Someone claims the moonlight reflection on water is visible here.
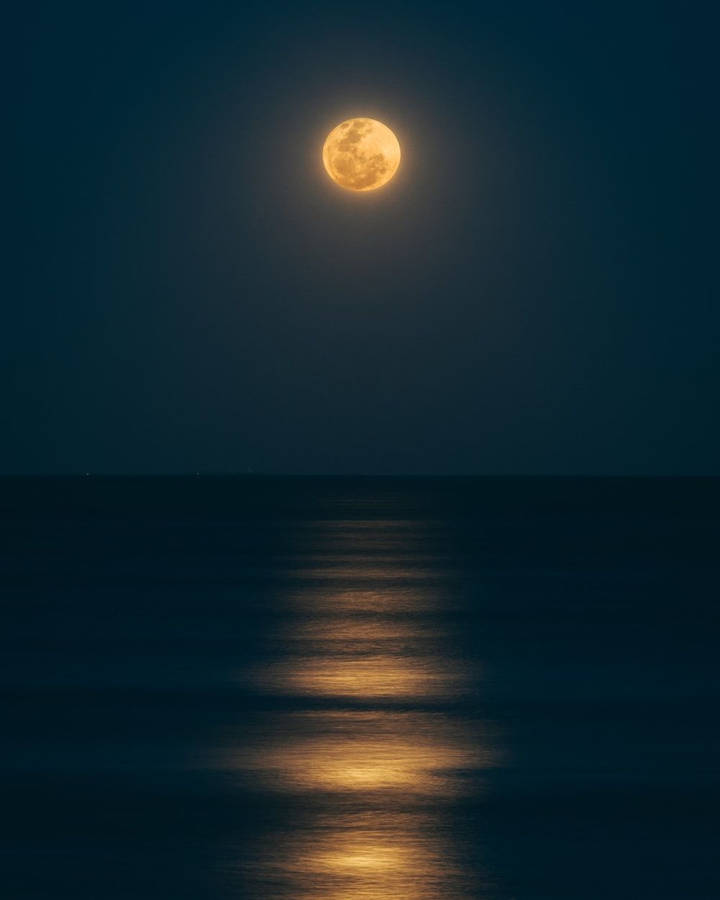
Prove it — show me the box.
[219,518,495,897]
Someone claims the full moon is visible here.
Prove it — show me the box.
[322,118,401,192]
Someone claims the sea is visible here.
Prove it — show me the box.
[2,476,719,898]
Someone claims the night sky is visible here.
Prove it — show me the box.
[10,2,717,474]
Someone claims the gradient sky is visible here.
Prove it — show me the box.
[9,1,717,474]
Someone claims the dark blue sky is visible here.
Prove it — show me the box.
[9,2,718,474]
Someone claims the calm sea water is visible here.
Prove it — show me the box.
[2,477,719,898]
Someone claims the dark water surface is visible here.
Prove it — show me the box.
[2,477,719,898]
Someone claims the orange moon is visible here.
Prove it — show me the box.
[322,118,401,192]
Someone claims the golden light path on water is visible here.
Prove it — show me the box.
[246,812,468,900]
[259,654,463,700]
[240,710,493,795]
[219,519,496,897]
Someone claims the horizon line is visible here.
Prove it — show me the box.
[1,473,718,480]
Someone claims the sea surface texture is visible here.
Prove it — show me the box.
[2,477,719,898]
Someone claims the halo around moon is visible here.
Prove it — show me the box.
[322,118,401,192]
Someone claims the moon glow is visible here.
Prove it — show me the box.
[322,118,401,192]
